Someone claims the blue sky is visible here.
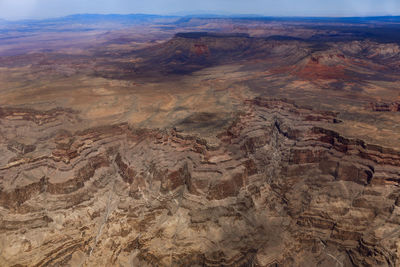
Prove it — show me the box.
[0,0,399,20]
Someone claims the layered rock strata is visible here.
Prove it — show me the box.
[0,98,399,266]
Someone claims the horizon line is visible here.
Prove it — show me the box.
[2,13,400,22]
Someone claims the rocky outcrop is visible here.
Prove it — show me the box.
[369,102,400,112]
[0,98,399,266]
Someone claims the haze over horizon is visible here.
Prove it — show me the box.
[0,0,399,20]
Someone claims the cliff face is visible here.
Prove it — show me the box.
[0,98,399,266]
[97,33,309,77]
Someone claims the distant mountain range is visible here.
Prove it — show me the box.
[1,14,400,43]
[1,13,400,24]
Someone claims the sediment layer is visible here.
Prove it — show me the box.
[0,98,399,266]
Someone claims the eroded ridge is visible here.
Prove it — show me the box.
[0,98,399,266]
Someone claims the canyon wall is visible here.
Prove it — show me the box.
[0,98,399,266]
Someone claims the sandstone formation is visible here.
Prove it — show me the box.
[0,98,399,266]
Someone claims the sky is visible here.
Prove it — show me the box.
[0,0,399,20]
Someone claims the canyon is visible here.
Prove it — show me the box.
[0,15,400,266]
